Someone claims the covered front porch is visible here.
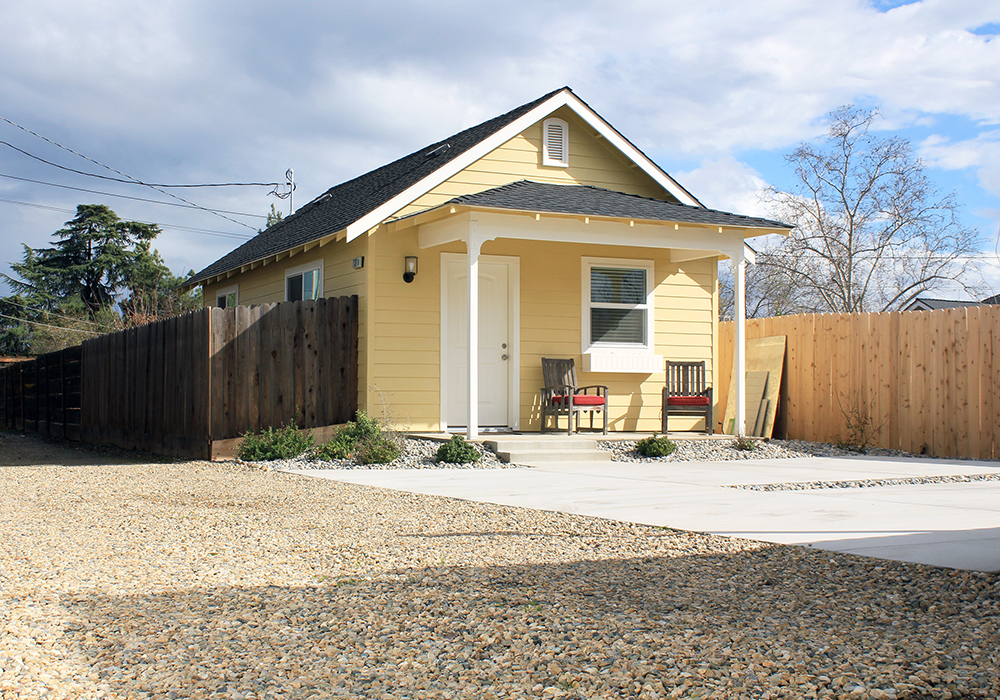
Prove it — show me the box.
[377,181,789,438]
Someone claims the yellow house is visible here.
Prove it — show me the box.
[184,88,790,437]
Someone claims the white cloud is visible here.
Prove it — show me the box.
[920,130,1000,196]
[672,156,770,217]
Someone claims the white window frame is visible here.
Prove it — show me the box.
[216,284,238,309]
[581,257,655,355]
[284,259,324,302]
[542,117,569,167]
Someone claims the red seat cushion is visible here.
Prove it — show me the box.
[667,395,710,406]
[552,394,606,406]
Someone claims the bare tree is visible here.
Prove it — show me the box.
[758,106,982,313]
[718,248,808,321]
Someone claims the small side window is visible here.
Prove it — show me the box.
[542,117,569,167]
[216,286,238,308]
[285,263,322,302]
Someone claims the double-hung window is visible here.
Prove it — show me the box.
[582,257,658,372]
[285,261,323,302]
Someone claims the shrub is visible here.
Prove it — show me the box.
[732,435,759,452]
[435,435,481,464]
[354,434,402,465]
[237,421,314,461]
[635,435,676,458]
[314,410,400,463]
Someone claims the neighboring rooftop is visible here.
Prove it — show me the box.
[440,180,793,230]
[906,295,1000,311]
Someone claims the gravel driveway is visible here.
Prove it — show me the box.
[1,432,998,699]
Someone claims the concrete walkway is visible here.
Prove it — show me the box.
[287,454,1000,572]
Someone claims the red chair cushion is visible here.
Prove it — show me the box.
[667,395,710,406]
[552,394,606,406]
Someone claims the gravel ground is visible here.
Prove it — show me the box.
[251,438,520,472]
[2,432,999,699]
[599,438,940,464]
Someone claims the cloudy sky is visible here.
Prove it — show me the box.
[2,0,999,298]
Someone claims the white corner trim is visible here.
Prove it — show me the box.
[345,90,700,242]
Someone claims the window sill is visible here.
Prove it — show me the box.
[582,352,662,374]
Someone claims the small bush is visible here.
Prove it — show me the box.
[435,435,481,464]
[635,435,676,458]
[237,421,314,461]
[315,410,400,463]
[313,433,354,461]
[732,435,759,452]
[354,434,402,465]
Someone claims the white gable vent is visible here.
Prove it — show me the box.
[542,117,569,167]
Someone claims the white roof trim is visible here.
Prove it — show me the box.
[345,89,701,241]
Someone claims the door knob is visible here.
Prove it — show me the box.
[501,354,508,361]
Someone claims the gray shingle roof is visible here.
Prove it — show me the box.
[187,88,569,286]
[445,180,792,230]
[908,296,1000,311]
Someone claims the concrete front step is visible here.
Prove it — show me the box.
[483,437,611,465]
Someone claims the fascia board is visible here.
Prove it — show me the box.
[345,89,701,241]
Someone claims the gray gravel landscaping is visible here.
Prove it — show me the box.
[2,433,999,699]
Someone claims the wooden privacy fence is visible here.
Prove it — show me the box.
[718,305,1000,460]
[0,296,359,459]
[0,346,82,440]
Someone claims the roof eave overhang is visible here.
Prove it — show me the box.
[179,227,348,292]
[392,202,792,238]
[411,206,788,259]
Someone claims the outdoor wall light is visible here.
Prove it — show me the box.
[403,255,418,283]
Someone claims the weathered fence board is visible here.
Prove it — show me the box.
[719,305,1000,460]
[1,296,358,460]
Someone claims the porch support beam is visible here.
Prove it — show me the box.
[733,246,747,437]
[466,221,483,441]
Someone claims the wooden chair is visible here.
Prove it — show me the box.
[662,360,713,434]
[540,358,608,435]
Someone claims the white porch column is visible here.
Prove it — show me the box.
[466,227,482,441]
[733,247,747,437]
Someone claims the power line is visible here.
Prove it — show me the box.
[1,140,285,189]
[2,298,101,327]
[0,197,254,241]
[0,115,261,230]
[0,311,98,335]
[0,173,266,218]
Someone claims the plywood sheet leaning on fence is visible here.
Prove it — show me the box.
[722,335,786,438]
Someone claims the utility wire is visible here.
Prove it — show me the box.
[0,197,253,240]
[0,173,266,219]
[0,115,261,230]
[2,298,102,327]
[1,140,284,189]
[0,311,98,335]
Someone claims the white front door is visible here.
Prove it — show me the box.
[444,257,510,427]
